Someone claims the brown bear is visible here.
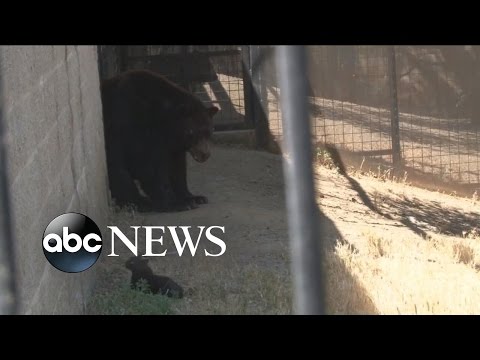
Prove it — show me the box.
[100,69,219,212]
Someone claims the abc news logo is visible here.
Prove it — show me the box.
[42,213,226,273]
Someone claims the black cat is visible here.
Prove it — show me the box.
[125,257,184,299]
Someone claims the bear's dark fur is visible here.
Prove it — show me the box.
[100,69,219,212]
[125,257,184,299]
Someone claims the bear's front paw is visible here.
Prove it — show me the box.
[191,195,208,204]
[170,199,198,212]
[135,198,155,213]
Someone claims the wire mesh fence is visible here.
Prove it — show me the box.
[96,45,480,194]
[256,46,480,194]
[113,45,250,131]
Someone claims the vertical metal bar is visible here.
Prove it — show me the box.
[96,46,104,80]
[0,47,18,315]
[388,46,402,171]
[250,46,270,149]
[241,46,255,129]
[118,45,129,73]
[276,46,324,315]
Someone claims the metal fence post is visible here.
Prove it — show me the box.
[276,45,324,315]
[117,45,128,73]
[250,46,270,149]
[0,47,18,315]
[388,46,402,171]
[241,46,255,129]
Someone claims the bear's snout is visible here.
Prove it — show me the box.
[190,151,210,163]
[189,139,211,163]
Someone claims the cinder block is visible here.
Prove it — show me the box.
[31,45,56,80]
[56,107,74,158]
[41,75,60,131]
[9,152,50,231]
[58,158,77,206]
[2,45,109,314]
[51,62,71,116]
[35,123,63,187]
[67,191,81,213]
[1,47,37,106]
[51,271,95,315]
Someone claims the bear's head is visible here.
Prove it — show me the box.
[125,256,151,272]
[182,104,219,163]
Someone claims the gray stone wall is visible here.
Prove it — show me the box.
[1,45,109,314]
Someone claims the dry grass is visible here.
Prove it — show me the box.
[87,143,480,315]
[175,259,292,315]
[87,276,175,315]
[90,248,292,315]
[320,213,480,314]
[199,57,480,314]
[87,203,293,315]
[312,152,480,314]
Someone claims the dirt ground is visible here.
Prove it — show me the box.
[90,144,480,315]
[92,145,292,314]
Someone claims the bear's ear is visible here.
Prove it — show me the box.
[207,106,219,117]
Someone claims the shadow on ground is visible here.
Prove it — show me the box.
[377,195,478,237]
[89,146,379,314]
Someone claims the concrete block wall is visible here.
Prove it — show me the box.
[0,46,109,314]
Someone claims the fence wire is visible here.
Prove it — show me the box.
[97,45,480,194]
[258,46,480,194]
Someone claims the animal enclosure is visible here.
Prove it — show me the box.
[98,45,480,196]
[98,45,252,131]
[1,45,479,315]
[260,46,480,195]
